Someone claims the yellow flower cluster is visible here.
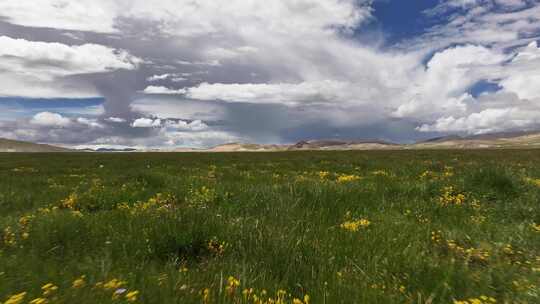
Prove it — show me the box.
[318,171,330,179]
[420,166,454,180]
[125,291,139,302]
[18,214,34,229]
[430,230,444,243]
[26,283,58,304]
[8,216,28,244]
[512,278,536,292]
[72,275,86,289]
[470,199,482,210]
[531,223,540,232]
[431,231,490,264]
[186,186,217,205]
[502,244,516,256]
[60,193,78,210]
[207,238,227,256]
[453,295,496,304]
[29,297,47,304]
[439,186,466,206]
[443,166,454,177]
[524,177,540,187]
[203,276,310,304]
[118,193,175,214]
[470,215,486,224]
[41,283,58,297]
[2,226,16,247]
[340,218,371,232]
[202,288,211,303]
[98,278,127,290]
[2,208,83,247]
[337,174,361,183]
[37,206,59,214]
[2,280,74,304]
[225,276,240,296]
[94,278,140,302]
[3,292,26,304]
[419,170,436,179]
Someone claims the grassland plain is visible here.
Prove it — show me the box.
[0,151,539,304]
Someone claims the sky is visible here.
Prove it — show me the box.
[0,0,539,149]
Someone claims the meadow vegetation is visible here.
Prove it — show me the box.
[0,151,539,304]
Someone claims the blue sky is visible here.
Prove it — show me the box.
[0,0,539,148]
[0,97,104,119]
[366,0,441,45]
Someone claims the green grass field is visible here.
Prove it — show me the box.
[0,151,539,304]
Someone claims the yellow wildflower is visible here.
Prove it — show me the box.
[439,186,466,206]
[443,166,454,177]
[41,283,58,297]
[525,177,540,187]
[102,278,126,290]
[242,288,254,300]
[502,244,514,255]
[470,215,486,224]
[202,288,211,304]
[125,290,139,302]
[3,226,16,246]
[207,238,227,255]
[225,276,240,296]
[318,171,330,179]
[29,298,47,304]
[18,215,34,228]
[116,202,130,210]
[340,218,371,232]
[72,275,86,289]
[454,296,496,304]
[419,170,435,179]
[3,292,27,304]
[337,174,361,183]
[60,193,78,210]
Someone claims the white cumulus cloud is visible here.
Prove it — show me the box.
[0,36,141,98]
[165,120,208,131]
[132,118,162,128]
[143,86,187,95]
[0,0,372,36]
[0,36,141,79]
[30,112,72,128]
[186,81,352,106]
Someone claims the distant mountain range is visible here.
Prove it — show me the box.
[172,132,540,151]
[2,131,540,152]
